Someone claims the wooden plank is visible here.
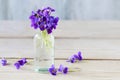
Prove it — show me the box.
[0,39,120,59]
[0,21,120,38]
[55,20,120,38]
[0,59,120,80]
[0,21,35,38]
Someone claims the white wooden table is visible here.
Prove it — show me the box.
[0,21,120,80]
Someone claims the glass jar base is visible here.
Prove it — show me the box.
[35,68,48,73]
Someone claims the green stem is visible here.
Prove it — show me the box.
[41,30,52,49]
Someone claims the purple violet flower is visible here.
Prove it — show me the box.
[58,64,68,74]
[29,7,59,34]
[67,51,83,63]
[14,62,20,69]
[58,64,64,72]
[48,64,57,76]
[18,58,27,66]
[77,51,82,61]
[73,51,82,61]
[1,58,7,66]
[67,55,76,63]
[63,67,68,74]
[14,58,27,69]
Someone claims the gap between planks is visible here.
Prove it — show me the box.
[0,57,120,61]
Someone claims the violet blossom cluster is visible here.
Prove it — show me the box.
[29,7,59,34]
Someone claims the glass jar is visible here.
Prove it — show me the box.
[34,31,54,73]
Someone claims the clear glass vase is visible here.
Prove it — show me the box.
[34,31,54,73]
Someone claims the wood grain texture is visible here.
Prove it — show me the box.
[0,38,120,59]
[0,59,120,80]
[0,21,120,38]
[0,21,120,80]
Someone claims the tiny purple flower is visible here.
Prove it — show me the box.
[58,64,68,74]
[14,62,20,69]
[73,54,79,60]
[58,64,64,72]
[1,58,7,66]
[67,51,83,63]
[18,58,27,66]
[67,55,76,63]
[47,28,52,34]
[54,17,59,24]
[14,58,27,69]
[48,64,57,76]
[18,60,24,66]
[77,51,82,61]
[63,67,68,74]
[73,52,82,61]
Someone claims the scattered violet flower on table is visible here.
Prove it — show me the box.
[58,64,68,74]
[67,51,83,63]
[48,64,57,76]
[14,62,21,69]
[74,51,82,61]
[63,67,68,74]
[48,64,68,76]
[1,58,7,66]
[58,64,63,72]
[18,58,27,66]
[14,58,27,69]
[67,55,76,63]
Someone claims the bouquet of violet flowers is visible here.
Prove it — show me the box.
[29,7,59,34]
[29,7,59,47]
[29,7,59,73]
